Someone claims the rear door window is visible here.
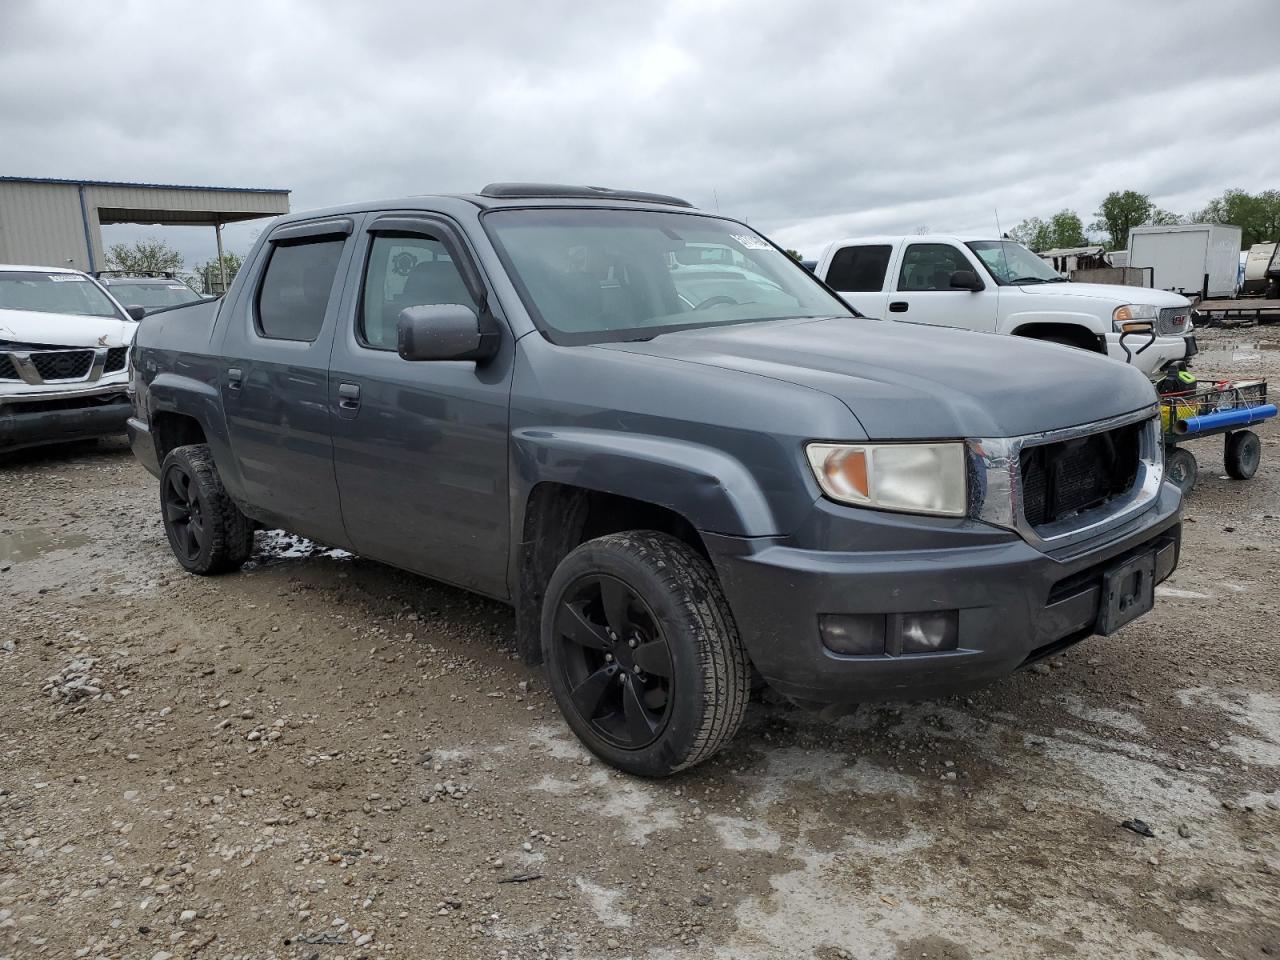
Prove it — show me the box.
[825,244,892,292]
[256,238,346,341]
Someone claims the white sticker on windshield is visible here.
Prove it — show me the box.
[167,285,187,290]
[50,274,87,282]
[730,234,773,251]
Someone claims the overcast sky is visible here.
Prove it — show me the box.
[3,0,1279,266]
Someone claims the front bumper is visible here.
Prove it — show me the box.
[1104,332,1194,375]
[0,390,131,452]
[707,482,1181,705]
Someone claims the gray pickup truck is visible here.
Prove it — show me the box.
[128,183,1181,776]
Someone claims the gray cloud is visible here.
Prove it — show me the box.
[3,0,1278,264]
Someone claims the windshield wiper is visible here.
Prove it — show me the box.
[1008,276,1060,285]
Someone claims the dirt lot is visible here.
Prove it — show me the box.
[2,326,1279,960]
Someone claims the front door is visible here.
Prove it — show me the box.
[889,241,999,332]
[328,214,514,598]
[219,216,357,546]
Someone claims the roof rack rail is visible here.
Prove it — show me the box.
[478,183,693,208]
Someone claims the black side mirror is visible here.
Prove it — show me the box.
[397,303,499,363]
[949,270,984,292]
[125,304,147,321]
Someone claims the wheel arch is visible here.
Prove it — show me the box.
[1009,321,1106,352]
[513,480,720,666]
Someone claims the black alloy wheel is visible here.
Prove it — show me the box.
[163,462,205,564]
[551,574,675,750]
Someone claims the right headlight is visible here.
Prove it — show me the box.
[805,442,968,517]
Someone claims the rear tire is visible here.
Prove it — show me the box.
[1225,430,1261,480]
[1165,446,1197,495]
[541,531,750,777]
[159,444,255,574]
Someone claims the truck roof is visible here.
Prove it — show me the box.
[263,184,706,229]
[0,263,85,274]
[825,235,997,247]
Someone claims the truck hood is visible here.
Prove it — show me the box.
[1014,282,1190,307]
[0,308,135,348]
[599,316,1156,439]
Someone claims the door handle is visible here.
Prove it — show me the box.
[889,301,909,313]
[337,382,361,411]
[227,367,242,390]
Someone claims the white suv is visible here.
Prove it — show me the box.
[0,264,140,453]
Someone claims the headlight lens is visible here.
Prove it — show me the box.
[805,442,967,517]
[1113,304,1158,331]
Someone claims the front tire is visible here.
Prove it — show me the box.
[159,444,255,574]
[541,531,750,777]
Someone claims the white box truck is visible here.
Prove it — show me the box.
[1127,223,1243,299]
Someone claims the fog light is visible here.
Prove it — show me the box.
[819,614,886,655]
[896,611,959,654]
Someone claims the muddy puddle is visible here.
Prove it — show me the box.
[0,526,90,566]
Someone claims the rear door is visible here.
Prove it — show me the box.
[328,213,514,599]
[821,243,893,317]
[888,241,998,331]
[219,216,358,545]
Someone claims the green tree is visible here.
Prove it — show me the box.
[1196,189,1280,248]
[193,252,244,293]
[1090,191,1154,250]
[784,248,804,261]
[104,238,183,275]
[1149,208,1185,226]
[1047,209,1087,248]
[1008,217,1052,252]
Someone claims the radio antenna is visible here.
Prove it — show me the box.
[994,207,1012,282]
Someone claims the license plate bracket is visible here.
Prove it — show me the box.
[1096,551,1156,635]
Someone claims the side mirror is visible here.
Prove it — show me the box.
[949,270,984,292]
[125,304,147,321]
[396,303,499,363]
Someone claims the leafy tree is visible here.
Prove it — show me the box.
[1196,189,1280,248]
[104,238,183,275]
[1149,208,1185,226]
[193,252,244,293]
[1008,217,1052,252]
[1048,209,1087,248]
[1090,191,1154,250]
[784,248,804,261]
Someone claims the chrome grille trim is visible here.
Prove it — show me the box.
[1156,305,1191,337]
[0,346,120,386]
[968,404,1164,551]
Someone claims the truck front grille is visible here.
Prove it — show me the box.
[1020,422,1143,529]
[104,347,128,373]
[30,349,95,381]
[1156,306,1191,337]
[0,356,17,380]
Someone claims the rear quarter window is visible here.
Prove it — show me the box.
[825,245,892,292]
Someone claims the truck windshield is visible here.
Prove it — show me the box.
[485,208,852,343]
[966,241,1065,285]
[0,271,124,319]
[106,281,203,309]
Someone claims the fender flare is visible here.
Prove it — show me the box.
[1001,309,1108,339]
[510,426,779,539]
[145,372,245,498]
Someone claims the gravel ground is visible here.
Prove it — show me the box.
[2,325,1279,960]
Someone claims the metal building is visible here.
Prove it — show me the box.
[0,176,290,275]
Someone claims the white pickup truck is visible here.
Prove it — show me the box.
[812,236,1197,378]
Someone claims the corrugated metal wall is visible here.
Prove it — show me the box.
[0,181,90,270]
[0,180,289,272]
